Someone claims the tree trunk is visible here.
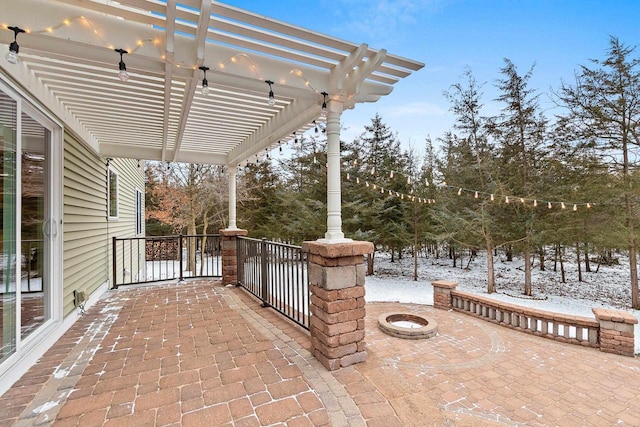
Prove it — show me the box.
[506,246,513,262]
[539,247,545,271]
[576,240,583,282]
[523,244,532,296]
[553,244,559,272]
[367,253,374,276]
[487,242,496,294]
[413,215,418,281]
[560,250,566,284]
[584,243,591,273]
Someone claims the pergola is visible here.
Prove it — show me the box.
[1,0,423,240]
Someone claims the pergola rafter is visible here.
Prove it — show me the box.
[0,0,423,167]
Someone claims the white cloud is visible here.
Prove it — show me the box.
[382,101,448,118]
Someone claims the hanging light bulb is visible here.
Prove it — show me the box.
[371,166,375,175]
[573,204,577,211]
[533,199,538,207]
[474,191,479,199]
[320,91,328,117]
[114,48,129,82]
[5,26,25,65]
[366,181,369,187]
[346,173,350,180]
[520,197,525,204]
[561,202,566,209]
[505,196,510,204]
[390,171,394,178]
[265,80,275,105]
[199,66,210,96]
[548,202,552,209]
[490,194,495,201]
[587,203,592,209]
[457,188,462,196]
[356,177,360,184]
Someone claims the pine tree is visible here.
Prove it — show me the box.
[491,59,548,296]
[556,37,640,307]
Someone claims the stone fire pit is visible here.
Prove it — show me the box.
[378,312,438,339]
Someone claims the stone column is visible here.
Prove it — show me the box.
[220,228,247,286]
[321,99,347,242]
[592,308,638,357]
[305,240,373,370]
[227,167,238,230]
[432,280,457,310]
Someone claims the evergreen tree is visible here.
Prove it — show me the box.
[556,37,640,307]
[491,59,549,296]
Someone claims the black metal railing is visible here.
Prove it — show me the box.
[112,234,222,287]
[237,237,309,329]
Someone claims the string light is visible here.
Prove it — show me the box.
[534,199,538,207]
[114,48,129,82]
[5,26,25,64]
[491,194,495,201]
[561,202,566,209]
[505,196,510,204]
[199,66,210,96]
[457,188,463,196]
[320,92,328,117]
[474,191,479,199]
[265,80,275,106]
[548,202,552,209]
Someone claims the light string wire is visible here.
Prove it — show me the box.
[2,17,322,91]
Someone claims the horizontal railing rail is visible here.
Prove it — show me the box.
[112,234,222,288]
[237,237,309,330]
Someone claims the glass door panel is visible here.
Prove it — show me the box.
[0,89,17,363]
[20,111,49,339]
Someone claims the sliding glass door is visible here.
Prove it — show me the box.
[1,89,17,363]
[0,82,56,364]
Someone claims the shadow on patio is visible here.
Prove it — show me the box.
[1,280,640,426]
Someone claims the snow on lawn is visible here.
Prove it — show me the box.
[365,250,640,354]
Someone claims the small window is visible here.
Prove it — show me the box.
[108,168,118,219]
[135,188,143,235]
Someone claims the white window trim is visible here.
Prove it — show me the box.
[107,166,119,220]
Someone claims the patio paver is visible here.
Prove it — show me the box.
[1,280,640,426]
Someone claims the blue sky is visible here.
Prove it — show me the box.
[224,0,640,153]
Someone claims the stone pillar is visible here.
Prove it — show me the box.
[227,167,238,230]
[322,98,346,242]
[432,280,457,310]
[592,308,638,357]
[305,240,373,370]
[220,228,247,286]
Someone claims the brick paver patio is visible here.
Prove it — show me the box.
[1,280,640,426]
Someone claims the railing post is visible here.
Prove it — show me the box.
[112,236,117,289]
[432,280,457,310]
[178,234,184,282]
[220,228,248,286]
[236,238,243,286]
[306,240,372,371]
[261,238,268,307]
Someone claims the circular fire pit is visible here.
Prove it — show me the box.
[378,312,438,339]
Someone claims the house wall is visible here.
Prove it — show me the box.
[62,132,144,316]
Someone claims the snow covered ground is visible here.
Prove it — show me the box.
[364,250,640,354]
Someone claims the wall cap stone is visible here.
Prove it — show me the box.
[302,240,374,258]
[432,280,458,289]
[219,228,248,237]
[592,308,638,325]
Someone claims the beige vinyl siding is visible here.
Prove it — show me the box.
[62,133,108,316]
[63,133,144,316]
[108,158,145,285]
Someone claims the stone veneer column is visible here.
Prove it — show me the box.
[220,228,248,286]
[432,280,458,310]
[304,240,373,371]
[592,308,638,357]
